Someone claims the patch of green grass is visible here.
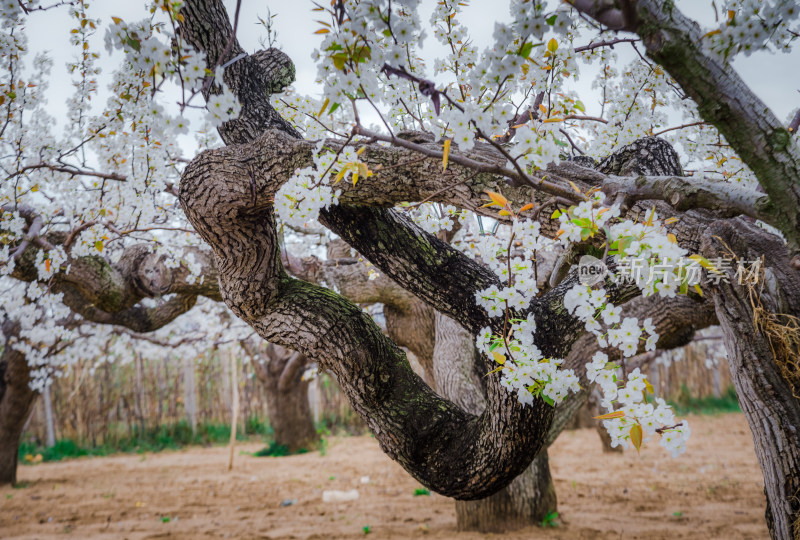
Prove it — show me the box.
[19,419,272,464]
[541,510,560,528]
[413,487,431,497]
[668,385,740,416]
[253,441,311,457]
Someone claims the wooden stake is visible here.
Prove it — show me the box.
[228,347,239,471]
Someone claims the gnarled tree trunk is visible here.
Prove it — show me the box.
[0,322,38,486]
[252,343,318,453]
[702,220,800,540]
[433,313,557,532]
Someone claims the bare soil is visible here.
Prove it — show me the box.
[0,413,767,539]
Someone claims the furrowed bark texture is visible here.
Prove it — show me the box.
[632,0,800,251]
[175,0,761,503]
[433,313,557,532]
[701,219,800,540]
[11,238,220,333]
[570,0,800,249]
[179,0,564,499]
[0,322,38,486]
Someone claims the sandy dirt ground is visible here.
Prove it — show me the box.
[1,413,767,539]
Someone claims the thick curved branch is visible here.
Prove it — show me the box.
[10,238,220,332]
[571,0,800,249]
[186,128,771,233]
[175,0,725,500]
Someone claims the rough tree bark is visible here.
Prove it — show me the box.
[567,3,800,538]
[176,0,750,502]
[250,343,318,453]
[433,313,557,532]
[0,322,38,486]
[701,219,800,540]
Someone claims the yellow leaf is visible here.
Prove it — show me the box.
[630,423,643,453]
[688,254,723,275]
[95,240,104,252]
[498,209,512,216]
[539,104,547,115]
[352,171,359,186]
[645,205,656,226]
[334,167,348,184]
[643,378,654,394]
[543,117,564,123]
[664,217,679,225]
[356,145,366,155]
[547,38,558,53]
[693,284,704,297]
[568,180,582,194]
[492,351,506,365]
[314,28,330,34]
[667,233,677,244]
[485,190,508,208]
[442,138,451,171]
[519,203,534,212]
[596,208,609,217]
[111,16,123,25]
[554,228,565,238]
[317,97,329,118]
[594,410,625,420]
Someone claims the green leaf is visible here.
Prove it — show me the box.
[126,37,141,52]
[519,41,534,58]
[545,14,557,25]
[575,100,585,112]
[551,209,562,219]
[95,240,104,252]
[332,53,348,70]
[328,102,340,115]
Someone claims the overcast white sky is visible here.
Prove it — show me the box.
[23,0,800,143]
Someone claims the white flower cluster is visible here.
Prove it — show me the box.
[557,193,620,244]
[104,11,240,130]
[705,0,799,59]
[564,284,659,357]
[0,0,20,24]
[606,209,702,298]
[473,221,554,316]
[587,353,691,457]
[472,213,580,406]
[476,317,580,406]
[205,68,242,128]
[275,141,350,228]
[410,203,466,235]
